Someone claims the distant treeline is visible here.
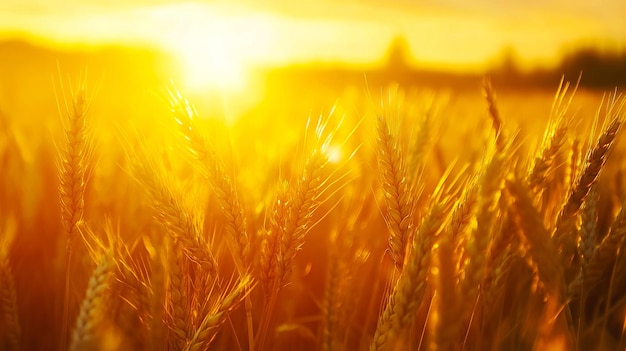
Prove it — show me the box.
[267,43,626,92]
[1,38,623,93]
[488,48,626,89]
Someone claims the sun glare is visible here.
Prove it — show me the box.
[324,144,343,164]
[175,35,247,92]
[156,6,277,94]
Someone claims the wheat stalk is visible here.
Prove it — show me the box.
[257,117,345,349]
[322,248,341,351]
[170,92,251,273]
[0,257,20,351]
[147,237,167,351]
[432,230,458,350]
[58,88,91,351]
[322,229,348,351]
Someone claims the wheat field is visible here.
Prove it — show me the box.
[1,76,626,351]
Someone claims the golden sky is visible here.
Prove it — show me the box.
[1,1,625,78]
[0,0,626,67]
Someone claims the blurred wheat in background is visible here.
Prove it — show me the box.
[1,1,626,351]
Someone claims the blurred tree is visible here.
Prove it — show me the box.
[498,46,521,76]
[559,48,626,87]
[385,36,413,71]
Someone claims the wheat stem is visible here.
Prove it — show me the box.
[59,89,90,351]
[0,257,20,351]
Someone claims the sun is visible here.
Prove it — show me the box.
[157,7,277,94]
[172,32,248,93]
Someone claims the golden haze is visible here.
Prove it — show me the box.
[0,1,626,351]
[1,1,625,92]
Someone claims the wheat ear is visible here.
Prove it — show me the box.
[276,149,322,286]
[167,241,191,350]
[506,179,566,298]
[528,117,569,193]
[170,93,255,349]
[70,254,113,351]
[376,115,414,269]
[132,152,219,277]
[257,118,340,349]
[184,275,252,351]
[370,201,448,351]
[407,109,433,186]
[259,180,289,296]
[114,252,154,349]
[569,195,626,296]
[59,89,89,247]
[554,117,621,266]
[484,77,507,151]
[462,143,508,306]
[569,139,582,190]
[481,207,516,320]
[433,179,478,349]
[529,78,577,193]
[170,93,250,273]
[579,185,598,271]
[276,124,336,288]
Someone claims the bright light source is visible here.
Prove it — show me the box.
[157,7,277,94]
[174,34,248,93]
[324,144,342,164]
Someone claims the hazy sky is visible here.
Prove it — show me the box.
[1,0,625,69]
